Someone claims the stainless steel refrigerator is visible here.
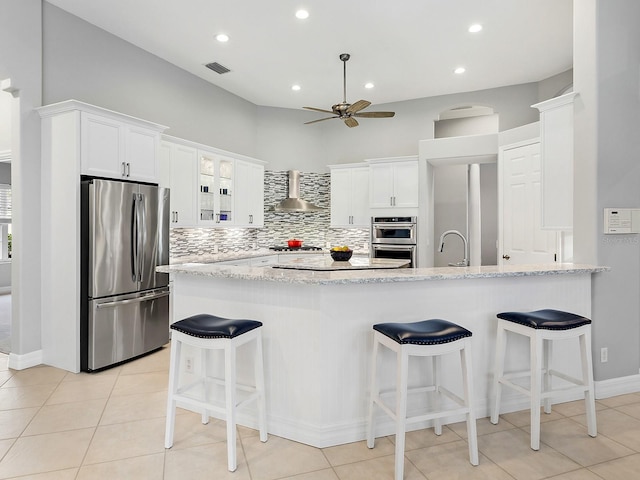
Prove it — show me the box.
[81,178,170,371]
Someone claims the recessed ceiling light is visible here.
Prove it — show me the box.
[364,82,375,89]
[454,67,466,74]
[295,9,309,19]
[291,84,301,91]
[216,33,229,43]
[468,24,483,33]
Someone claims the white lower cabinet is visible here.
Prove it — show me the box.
[330,164,370,227]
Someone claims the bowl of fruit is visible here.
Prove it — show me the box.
[330,246,353,262]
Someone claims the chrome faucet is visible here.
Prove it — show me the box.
[438,230,468,267]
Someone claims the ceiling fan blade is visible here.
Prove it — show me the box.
[344,117,359,128]
[346,100,371,114]
[304,116,338,125]
[303,106,335,114]
[352,111,396,118]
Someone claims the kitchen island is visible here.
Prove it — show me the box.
[159,261,607,448]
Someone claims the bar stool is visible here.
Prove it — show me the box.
[490,309,597,450]
[367,319,479,480]
[164,314,268,472]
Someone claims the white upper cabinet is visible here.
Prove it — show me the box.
[79,109,164,183]
[330,164,370,227]
[159,135,265,228]
[532,92,577,230]
[126,125,159,182]
[159,140,198,227]
[235,160,265,227]
[80,112,123,178]
[198,151,235,226]
[368,157,419,209]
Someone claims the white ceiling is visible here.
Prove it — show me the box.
[45,0,573,111]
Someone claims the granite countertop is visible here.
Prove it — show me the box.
[169,249,342,265]
[158,262,609,285]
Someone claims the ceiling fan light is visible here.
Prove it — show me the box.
[295,9,309,19]
[215,33,229,43]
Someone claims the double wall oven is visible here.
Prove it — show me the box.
[370,216,417,267]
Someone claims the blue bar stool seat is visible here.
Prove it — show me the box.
[367,319,479,480]
[164,314,268,472]
[490,309,597,450]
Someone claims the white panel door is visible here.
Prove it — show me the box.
[166,142,198,227]
[392,161,419,208]
[350,167,370,226]
[81,112,123,178]
[126,126,159,183]
[235,160,264,227]
[502,142,557,265]
[369,163,394,208]
[330,168,352,226]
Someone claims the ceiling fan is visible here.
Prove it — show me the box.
[303,53,395,128]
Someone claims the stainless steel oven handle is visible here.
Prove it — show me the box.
[372,244,416,250]
[96,291,170,309]
[372,223,416,228]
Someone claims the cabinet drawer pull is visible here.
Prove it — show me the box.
[121,162,126,176]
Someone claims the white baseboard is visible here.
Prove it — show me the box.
[8,349,43,370]
[595,374,640,399]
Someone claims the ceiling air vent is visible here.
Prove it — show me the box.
[205,62,231,74]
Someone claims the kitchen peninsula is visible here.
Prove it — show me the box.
[159,261,607,448]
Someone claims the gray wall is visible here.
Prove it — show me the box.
[574,0,640,381]
[42,3,258,158]
[434,114,499,138]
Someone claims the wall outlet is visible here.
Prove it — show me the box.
[600,347,608,363]
[185,356,194,373]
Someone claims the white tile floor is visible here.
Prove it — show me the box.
[1,347,640,479]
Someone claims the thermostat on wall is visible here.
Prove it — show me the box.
[604,208,640,233]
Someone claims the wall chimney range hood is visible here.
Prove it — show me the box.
[272,170,323,212]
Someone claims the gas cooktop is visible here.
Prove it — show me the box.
[269,245,323,252]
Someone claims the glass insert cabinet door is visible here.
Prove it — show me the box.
[199,153,234,225]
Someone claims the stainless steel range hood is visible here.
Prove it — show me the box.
[271,170,323,212]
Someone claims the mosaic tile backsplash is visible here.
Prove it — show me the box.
[170,170,370,258]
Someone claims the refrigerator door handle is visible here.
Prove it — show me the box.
[131,193,139,282]
[95,290,170,309]
[137,193,146,283]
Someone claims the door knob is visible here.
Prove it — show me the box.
[502,254,510,260]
